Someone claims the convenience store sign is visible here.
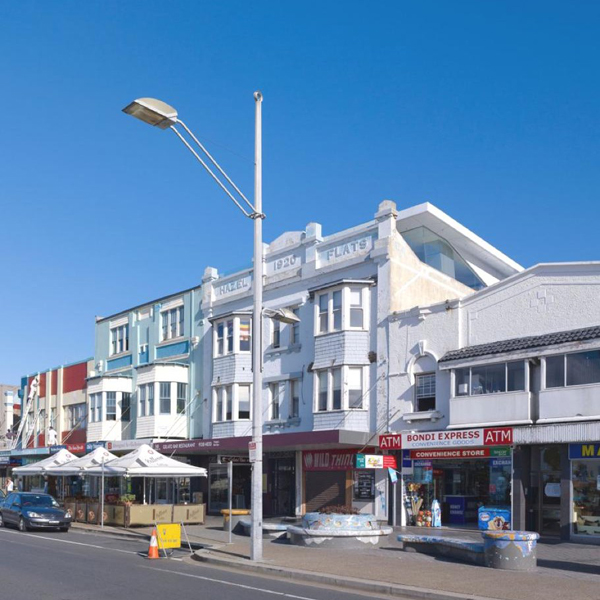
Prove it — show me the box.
[409,447,511,460]
[401,427,512,450]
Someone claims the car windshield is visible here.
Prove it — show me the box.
[20,495,58,507]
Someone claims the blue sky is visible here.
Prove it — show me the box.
[1,2,599,383]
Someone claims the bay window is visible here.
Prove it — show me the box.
[315,285,369,334]
[214,316,252,356]
[213,384,251,422]
[159,382,171,414]
[177,383,187,414]
[106,392,117,420]
[545,350,600,388]
[315,366,367,411]
[110,324,129,356]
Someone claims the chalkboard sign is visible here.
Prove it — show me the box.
[354,470,375,500]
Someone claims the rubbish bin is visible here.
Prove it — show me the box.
[482,530,539,571]
[478,506,511,531]
[221,509,250,533]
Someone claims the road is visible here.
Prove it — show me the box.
[0,527,386,600]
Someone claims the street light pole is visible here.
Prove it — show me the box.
[251,91,263,562]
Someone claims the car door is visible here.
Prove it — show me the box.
[2,493,16,525]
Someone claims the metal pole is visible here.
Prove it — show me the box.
[100,457,105,528]
[250,91,264,562]
[228,459,233,544]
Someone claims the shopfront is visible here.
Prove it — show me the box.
[382,427,514,529]
[570,443,600,539]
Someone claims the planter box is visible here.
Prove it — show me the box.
[64,502,76,520]
[75,502,88,523]
[173,504,205,525]
[125,504,171,527]
[87,502,101,524]
[104,504,126,526]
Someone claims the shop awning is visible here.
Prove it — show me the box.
[12,448,78,475]
[44,447,118,476]
[86,444,207,478]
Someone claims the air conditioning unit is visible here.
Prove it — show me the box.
[458,383,469,396]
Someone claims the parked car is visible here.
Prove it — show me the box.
[0,492,72,532]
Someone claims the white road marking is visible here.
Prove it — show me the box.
[0,528,138,555]
[140,565,321,600]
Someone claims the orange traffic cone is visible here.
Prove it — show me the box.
[147,528,160,559]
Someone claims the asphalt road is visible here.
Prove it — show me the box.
[0,527,386,600]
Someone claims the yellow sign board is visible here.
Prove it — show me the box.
[156,523,181,549]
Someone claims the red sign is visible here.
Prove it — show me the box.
[66,443,86,454]
[303,450,357,471]
[401,427,512,450]
[379,434,402,450]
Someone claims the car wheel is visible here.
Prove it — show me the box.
[18,517,28,532]
[0,512,4,527]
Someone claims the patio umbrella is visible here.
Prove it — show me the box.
[86,444,207,478]
[12,448,78,475]
[45,448,118,476]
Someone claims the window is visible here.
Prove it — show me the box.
[567,351,600,386]
[269,383,280,420]
[67,404,86,430]
[50,407,56,429]
[239,318,251,352]
[348,367,364,409]
[316,366,366,412]
[349,288,364,328]
[215,317,252,356]
[213,386,232,422]
[148,383,155,416]
[546,355,565,388]
[454,361,526,396]
[139,385,146,417]
[290,379,300,418]
[159,382,171,414]
[106,392,117,421]
[332,368,342,410]
[162,307,184,341]
[121,393,131,422]
[272,320,281,348]
[290,308,300,345]
[316,286,369,334]
[226,319,234,353]
[238,385,251,419]
[110,324,129,356]
[415,373,436,412]
[177,383,187,414]
[318,371,328,411]
[90,392,102,422]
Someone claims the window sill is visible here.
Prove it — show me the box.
[401,410,443,423]
[213,351,252,359]
[314,329,368,338]
[109,351,132,360]
[264,343,302,358]
[265,417,301,429]
[314,408,367,414]
[156,337,187,348]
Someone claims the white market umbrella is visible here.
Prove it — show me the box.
[12,448,78,475]
[45,448,118,476]
[86,444,207,478]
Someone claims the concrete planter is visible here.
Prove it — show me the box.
[482,530,539,571]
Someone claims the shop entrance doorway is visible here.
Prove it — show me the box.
[266,456,295,516]
[539,446,562,536]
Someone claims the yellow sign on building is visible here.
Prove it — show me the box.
[156,523,181,549]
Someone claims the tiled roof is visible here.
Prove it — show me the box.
[439,325,600,363]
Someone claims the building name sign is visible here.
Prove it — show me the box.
[401,427,512,450]
[409,447,511,460]
[569,444,600,459]
[216,276,251,298]
[318,236,373,266]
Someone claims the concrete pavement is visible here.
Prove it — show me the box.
[72,517,600,600]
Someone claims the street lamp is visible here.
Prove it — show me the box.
[123,93,272,562]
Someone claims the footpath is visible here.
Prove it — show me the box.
[72,518,600,600]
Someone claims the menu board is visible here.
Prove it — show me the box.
[354,471,375,500]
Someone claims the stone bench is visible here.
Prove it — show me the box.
[397,530,539,571]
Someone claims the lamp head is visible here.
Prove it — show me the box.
[122,97,178,129]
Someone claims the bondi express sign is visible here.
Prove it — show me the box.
[402,427,512,450]
[379,427,513,450]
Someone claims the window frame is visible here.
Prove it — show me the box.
[314,366,367,412]
[159,382,171,415]
[414,372,436,412]
[176,382,187,414]
[106,392,117,421]
[161,306,185,342]
[214,316,252,357]
[453,360,527,397]
[110,324,129,356]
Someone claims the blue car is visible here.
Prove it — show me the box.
[0,492,72,532]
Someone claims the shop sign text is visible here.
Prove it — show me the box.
[303,450,356,471]
[356,454,397,469]
[379,434,402,450]
[402,427,512,450]
[409,447,511,460]
[569,443,600,459]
